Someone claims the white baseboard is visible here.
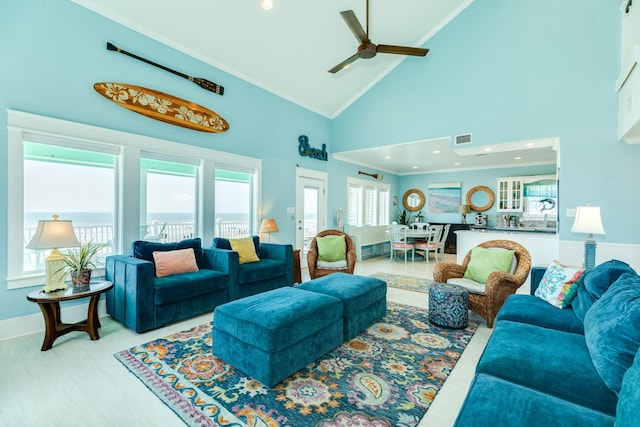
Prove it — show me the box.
[0,300,107,342]
[558,240,640,271]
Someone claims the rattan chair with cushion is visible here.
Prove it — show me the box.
[307,229,356,279]
[433,239,531,328]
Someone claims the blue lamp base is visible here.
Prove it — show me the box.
[584,235,597,271]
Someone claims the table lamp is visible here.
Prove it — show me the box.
[26,215,81,293]
[459,204,471,224]
[571,203,605,271]
[259,218,279,242]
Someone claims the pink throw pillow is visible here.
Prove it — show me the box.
[153,248,199,278]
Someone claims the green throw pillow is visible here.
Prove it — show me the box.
[317,235,346,262]
[464,247,515,283]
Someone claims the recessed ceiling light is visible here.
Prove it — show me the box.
[514,156,522,160]
[261,0,273,9]
[484,147,492,152]
[433,150,440,154]
[526,142,534,147]
[384,156,391,160]
[412,166,418,169]
[454,162,461,166]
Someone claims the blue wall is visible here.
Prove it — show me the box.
[332,0,640,244]
[1,0,638,321]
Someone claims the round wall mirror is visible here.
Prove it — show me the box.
[402,189,425,211]
[466,186,495,212]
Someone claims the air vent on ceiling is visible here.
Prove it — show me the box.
[455,133,472,146]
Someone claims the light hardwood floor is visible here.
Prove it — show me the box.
[0,254,491,427]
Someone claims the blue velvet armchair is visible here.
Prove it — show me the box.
[105,238,229,333]
[209,236,293,300]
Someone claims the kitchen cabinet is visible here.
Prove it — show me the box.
[497,177,523,212]
[618,0,640,143]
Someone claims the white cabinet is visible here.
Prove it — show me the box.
[497,177,523,212]
[618,1,640,143]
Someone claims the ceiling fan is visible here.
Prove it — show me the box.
[328,0,429,74]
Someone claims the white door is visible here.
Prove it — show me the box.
[296,169,327,268]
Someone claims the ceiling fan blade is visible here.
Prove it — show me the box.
[377,45,429,57]
[328,53,360,74]
[340,10,368,43]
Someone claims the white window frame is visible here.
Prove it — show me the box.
[346,176,390,227]
[7,110,261,289]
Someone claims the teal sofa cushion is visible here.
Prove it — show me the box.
[237,258,285,284]
[154,269,228,305]
[572,260,636,321]
[496,294,583,334]
[616,349,640,426]
[584,273,640,394]
[132,237,205,268]
[453,373,615,427]
[476,320,618,415]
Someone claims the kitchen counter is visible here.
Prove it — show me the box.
[491,226,557,234]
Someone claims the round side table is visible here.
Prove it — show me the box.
[429,282,469,329]
[27,280,113,351]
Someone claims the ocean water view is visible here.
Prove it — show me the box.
[25,212,249,227]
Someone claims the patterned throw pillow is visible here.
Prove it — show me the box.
[534,260,584,308]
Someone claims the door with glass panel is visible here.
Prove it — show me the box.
[296,170,327,268]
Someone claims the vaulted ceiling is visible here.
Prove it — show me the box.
[71,0,557,174]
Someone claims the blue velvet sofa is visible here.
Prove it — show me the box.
[454,260,640,427]
[105,238,229,333]
[209,236,293,301]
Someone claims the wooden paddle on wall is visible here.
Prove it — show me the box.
[106,42,224,96]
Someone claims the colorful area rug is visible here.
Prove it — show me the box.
[370,272,436,294]
[115,302,477,427]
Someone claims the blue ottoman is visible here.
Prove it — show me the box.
[429,282,469,328]
[212,286,343,387]
[297,273,387,340]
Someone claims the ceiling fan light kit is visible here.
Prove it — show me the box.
[329,0,429,73]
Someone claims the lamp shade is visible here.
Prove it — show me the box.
[571,206,605,235]
[259,218,279,233]
[26,216,81,250]
[459,204,471,214]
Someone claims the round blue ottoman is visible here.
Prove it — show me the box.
[429,282,469,328]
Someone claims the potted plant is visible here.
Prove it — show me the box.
[58,241,107,291]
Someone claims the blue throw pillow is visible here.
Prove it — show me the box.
[572,259,637,321]
[132,238,204,268]
[583,273,640,394]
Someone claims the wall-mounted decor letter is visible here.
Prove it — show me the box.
[298,135,328,161]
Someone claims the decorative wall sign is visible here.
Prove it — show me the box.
[94,82,229,133]
[428,182,461,213]
[298,135,328,161]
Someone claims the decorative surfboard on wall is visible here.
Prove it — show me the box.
[93,82,229,133]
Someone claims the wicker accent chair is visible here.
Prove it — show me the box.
[433,240,531,328]
[307,229,357,279]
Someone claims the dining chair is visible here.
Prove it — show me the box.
[414,224,443,262]
[435,223,451,261]
[388,225,414,263]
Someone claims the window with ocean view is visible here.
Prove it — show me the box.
[8,110,262,289]
[215,168,254,238]
[140,156,197,243]
[23,141,116,273]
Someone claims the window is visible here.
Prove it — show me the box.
[7,110,262,289]
[140,156,198,243]
[214,167,256,238]
[23,141,116,273]
[346,177,390,227]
